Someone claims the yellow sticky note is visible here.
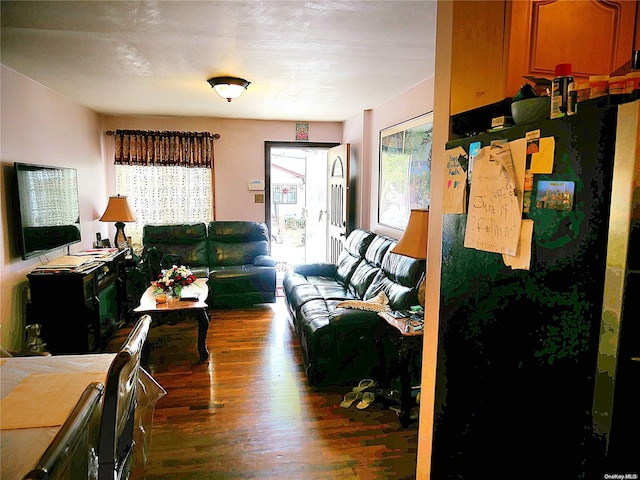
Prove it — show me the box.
[530,137,555,174]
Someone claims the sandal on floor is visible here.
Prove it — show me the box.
[390,406,420,420]
[356,391,376,410]
[352,379,377,393]
[340,391,362,408]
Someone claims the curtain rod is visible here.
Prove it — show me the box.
[105,130,221,139]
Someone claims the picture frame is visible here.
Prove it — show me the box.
[535,180,575,211]
[295,122,309,141]
[378,112,433,230]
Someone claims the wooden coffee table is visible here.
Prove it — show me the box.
[134,278,210,363]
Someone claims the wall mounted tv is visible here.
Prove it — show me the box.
[13,162,81,260]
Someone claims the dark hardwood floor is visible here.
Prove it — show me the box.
[108,298,419,479]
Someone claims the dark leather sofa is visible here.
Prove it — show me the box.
[140,221,277,307]
[283,228,425,386]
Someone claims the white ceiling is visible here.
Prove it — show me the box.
[1,1,437,122]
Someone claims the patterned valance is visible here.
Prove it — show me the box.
[113,130,214,168]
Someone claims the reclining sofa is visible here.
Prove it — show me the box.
[283,228,425,386]
[140,221,277,307]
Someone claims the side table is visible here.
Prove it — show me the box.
[376,311,424,427]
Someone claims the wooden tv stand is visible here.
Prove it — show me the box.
[26,249,128,354]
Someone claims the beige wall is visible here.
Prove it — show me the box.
[101,116,342,221]
[1,66,105,351]
[343,78,435,234]
[369,78,435,238]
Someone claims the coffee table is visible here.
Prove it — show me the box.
[134,278,210,362]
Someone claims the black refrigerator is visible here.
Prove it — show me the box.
[432,98,639,479]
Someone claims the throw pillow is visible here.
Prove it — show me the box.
[336,291,391,312]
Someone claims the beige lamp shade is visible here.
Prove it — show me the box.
[99,195,136,223]
[99,195,136,250]
[392,209,429,307]
[391,209,429,259]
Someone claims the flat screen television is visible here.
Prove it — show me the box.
[13,162,81,260]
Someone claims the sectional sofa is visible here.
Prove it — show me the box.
[282,228,425,386]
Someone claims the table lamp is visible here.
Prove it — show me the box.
[99,194,136,250]
[391,209,429,307]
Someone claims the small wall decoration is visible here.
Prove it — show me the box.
[535,180,574,211]
[295,123,309,141]
[378,112,433,230]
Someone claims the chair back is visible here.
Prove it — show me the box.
[23,382,104,480]
[98,315,151,480]
[207,221,270,266]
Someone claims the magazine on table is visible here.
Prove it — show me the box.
[179,284,201,301]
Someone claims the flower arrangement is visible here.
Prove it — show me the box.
[156,265,196,296]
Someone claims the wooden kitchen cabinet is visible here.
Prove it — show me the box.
[450,0,639,116]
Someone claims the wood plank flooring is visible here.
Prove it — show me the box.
[108,298,419,479]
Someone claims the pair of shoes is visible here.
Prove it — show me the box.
[340,391,362,408]
[353,379,377,393]
[356,391,375,410]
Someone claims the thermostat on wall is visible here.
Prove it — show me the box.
[248,180,264,191]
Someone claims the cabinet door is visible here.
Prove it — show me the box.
[506,0,637,96]
[450,0,508,115]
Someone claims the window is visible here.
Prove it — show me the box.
[115,165,213,245]
[111,130,215,246]
[273,184,298,204]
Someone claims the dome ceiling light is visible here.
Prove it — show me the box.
[207,76,251,102]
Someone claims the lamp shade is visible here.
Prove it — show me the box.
[207,76,251,102]
[99,195,136,222]
[391,209,429,259]
[392,208,429,308]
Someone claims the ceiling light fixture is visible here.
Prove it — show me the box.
[207,76,251,102]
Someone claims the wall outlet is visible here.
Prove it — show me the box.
[254,193,264,203]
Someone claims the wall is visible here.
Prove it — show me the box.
[343,78,435,235]
[369,79,435,238]
[342,110,367,228]
[0,65,105,352]
[101,116,342,222]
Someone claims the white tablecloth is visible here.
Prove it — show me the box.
[0,354,116,480]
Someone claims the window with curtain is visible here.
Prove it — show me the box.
[112,130,215,246]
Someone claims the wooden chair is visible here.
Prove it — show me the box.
[22,382,104,480]
[98,314,151,480]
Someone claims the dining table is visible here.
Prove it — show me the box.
[0,353,116,480]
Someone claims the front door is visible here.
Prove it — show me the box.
[327,144,350,264]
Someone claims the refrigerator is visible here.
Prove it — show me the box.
[432,98,639,478]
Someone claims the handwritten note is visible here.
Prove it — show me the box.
[464,144,522,256]
[503,219,534,270]
[443,146,468,214]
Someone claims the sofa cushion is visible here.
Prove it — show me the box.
[335,229,375,285]
[284,272,355,316]
[348,235,395,299]
[142,223,209,268]
[208,221,270,266]
[364,251,426,309]
[208,265,275,294]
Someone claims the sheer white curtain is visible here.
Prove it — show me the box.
[115,164,213,246]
